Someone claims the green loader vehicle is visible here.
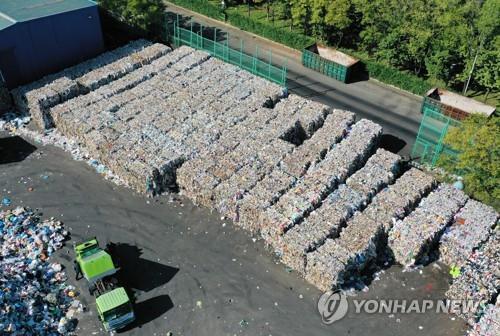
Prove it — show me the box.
[74,238,135,331]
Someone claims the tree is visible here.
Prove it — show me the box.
[290,0,311,33]
[438,115,500,209]
[474,40,500,101]
[98,0,165,35]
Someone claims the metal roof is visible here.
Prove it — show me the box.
[0,0,96,28]
[96,287,130,312]
[0,12,15,30]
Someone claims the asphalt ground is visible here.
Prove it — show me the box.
[0,132,468,336]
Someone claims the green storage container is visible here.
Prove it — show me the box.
[302,43,359,83]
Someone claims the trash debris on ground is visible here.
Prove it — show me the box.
[0,205,83,334]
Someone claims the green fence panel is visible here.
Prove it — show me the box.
[412,104,461,167]
[172,24,287,87]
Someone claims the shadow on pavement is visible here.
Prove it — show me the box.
[107,242,179,293]
[117,294,174,332]
[347,62,370,84]
[0,135,37,164]
[379,134,407,154]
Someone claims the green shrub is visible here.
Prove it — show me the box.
[169,0,224,20]
[228,12,314,50]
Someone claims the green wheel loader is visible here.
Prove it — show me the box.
[74,238,135,331]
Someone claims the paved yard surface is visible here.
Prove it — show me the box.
[0,132,466,335]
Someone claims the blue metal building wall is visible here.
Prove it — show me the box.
[0,5,104,89]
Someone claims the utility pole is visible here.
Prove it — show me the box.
[463,36,484,95]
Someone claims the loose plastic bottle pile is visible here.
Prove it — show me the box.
[8,40,499,327]
[0,206,82,335]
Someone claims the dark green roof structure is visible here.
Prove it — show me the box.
[0,0,103,88]
[0,0,96,26]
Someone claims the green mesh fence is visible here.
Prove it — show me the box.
[171,21,287,87]
[412,105,461,167]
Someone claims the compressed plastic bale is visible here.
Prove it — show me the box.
[305,241,351,292]
[235,170,297,232]
[446,231,499,325]
[259,208,292,246]
[440,200,498,268]
[25,86,60,129]
[388,184,468,267]
[77,43,171,93]
[346,148,401,196]
[303,109,355,148]
[364,168,437,231]
[280,185,367,273]
[336,212,384,265]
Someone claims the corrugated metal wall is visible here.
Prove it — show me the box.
[0,5,104,89]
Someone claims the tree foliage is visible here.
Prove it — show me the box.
[98,0,165,34]
[438,115,500,209]
[265,0,499,94]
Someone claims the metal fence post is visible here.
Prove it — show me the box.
[240,40,243,67]
[190,21,193,45]
[200,24,204,49]
[214,28,217,56]
[268,50,272,80]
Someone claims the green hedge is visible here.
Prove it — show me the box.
[345,50,433,95]
[169,0,224,20]
[228,12,314,50]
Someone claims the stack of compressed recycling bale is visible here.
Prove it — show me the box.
[50,44,285,195]
[346,148,400,198]
[11,40,155,129]
[303,167,435,290]
[304,212,381,291]
[260,119,382,248]
[363,168,437,232]
[176,95,310,205]
[0,206,83,334]
[467,298,500,336]
[439,200,498,268]
[77,43,171,93]
[233,109,356,233]
[279,149,401,274]
[280,185,366,273]
[279,110,355,178]
[211,100,334,216]
[446,231,499,325]
[388,184,468,267]
[212,139,295,215]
